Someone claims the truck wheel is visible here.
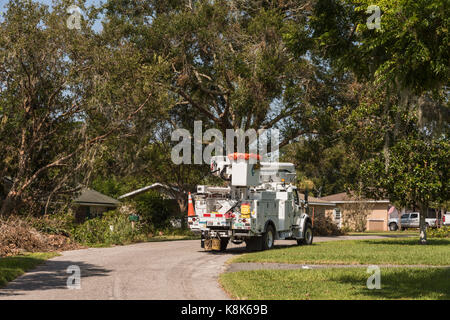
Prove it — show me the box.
[297,223,313,245]
[262,225,275,250]
[389,223,398,231]
[220,238,229,252]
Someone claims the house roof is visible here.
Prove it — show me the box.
[74,189,120,207]
[298,193,336,206]
[319,192,390,203]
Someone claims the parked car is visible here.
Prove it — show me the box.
[442,212,450,226]
[388,212,437,231]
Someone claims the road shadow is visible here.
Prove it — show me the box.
[199,242,299,256]
[358,238,450,246]
[0,259,111,297]
[335,267,450,300]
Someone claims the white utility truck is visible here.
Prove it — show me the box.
[188,153,313,251]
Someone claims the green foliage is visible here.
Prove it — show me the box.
[283,139,359,196]
[310,1,449,226]
[428,226,450,238]
[0,0,447,246]
[360,137,449,209]
[69,209,197,246]
[70,210,144,245]
[312,0,449,93]
[91,176,143,199]
[0,0,99,213]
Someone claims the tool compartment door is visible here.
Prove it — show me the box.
[277,192,294,231]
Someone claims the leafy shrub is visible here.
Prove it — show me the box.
[71,210,144,245]
[428,226,450,238]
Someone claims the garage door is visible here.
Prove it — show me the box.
[368,220,385,231]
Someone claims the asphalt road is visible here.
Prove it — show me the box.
[0,235,411,300]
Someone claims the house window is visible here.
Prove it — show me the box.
[333,208,342,228]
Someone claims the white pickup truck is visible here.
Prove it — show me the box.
[388,212,437,231]
[442,212,450,226]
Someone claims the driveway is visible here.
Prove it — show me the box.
[0,235,412,300]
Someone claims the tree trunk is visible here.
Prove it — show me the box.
[419,205,427,245]
[399,207,405,230]
[177,195,188,229]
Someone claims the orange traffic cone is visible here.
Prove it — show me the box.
[187,192,196,216]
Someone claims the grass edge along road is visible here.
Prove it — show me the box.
[0,252,59,288]
[220,267,450,300]
[230,238,450,266]
[221,237,450,300]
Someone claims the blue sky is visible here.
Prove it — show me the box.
[0,0,104,31]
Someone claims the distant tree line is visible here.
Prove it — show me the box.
[0,0,448,242]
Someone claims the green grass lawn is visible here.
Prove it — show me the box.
[231,238,450,266]
[0,252,59,287]
[220,267,450,300]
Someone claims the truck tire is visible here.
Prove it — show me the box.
[297,223,313,245]
[389,223,398,231]
[262,225,275,250]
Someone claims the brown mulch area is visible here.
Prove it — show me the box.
[0,217,83,257]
